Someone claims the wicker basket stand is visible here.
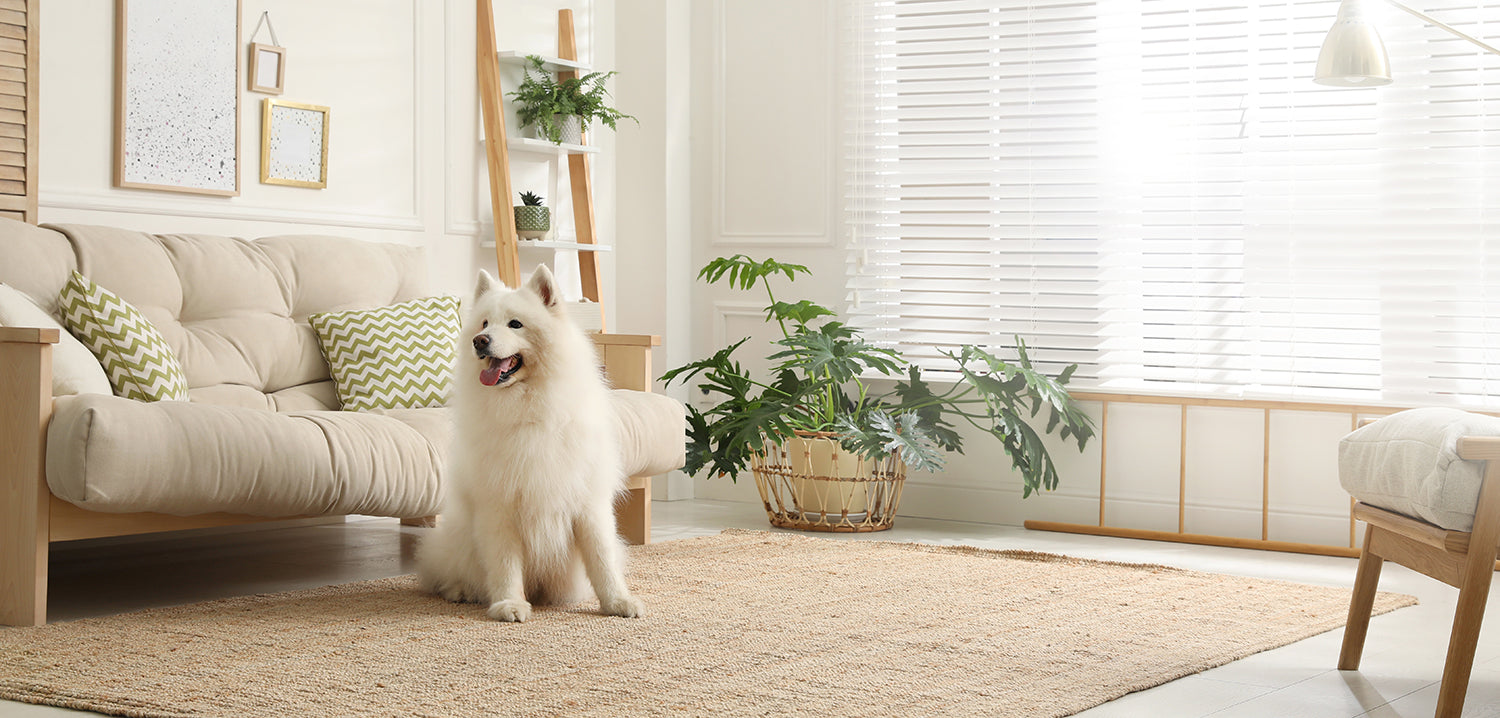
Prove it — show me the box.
[750,430,907,532]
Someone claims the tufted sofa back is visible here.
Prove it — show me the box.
[0,221,427,411]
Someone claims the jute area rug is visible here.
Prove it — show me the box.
[0,529,1413,718]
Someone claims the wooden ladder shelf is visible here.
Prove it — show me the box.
[476,2,607,330]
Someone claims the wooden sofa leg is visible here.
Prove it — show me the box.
[1,328,57,627]
[1339,530,1384,671]
[618,476,651,546]
[400,516,438,528]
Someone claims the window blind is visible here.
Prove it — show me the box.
[845,0,1500,408]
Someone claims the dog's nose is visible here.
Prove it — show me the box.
[473,334,490,352]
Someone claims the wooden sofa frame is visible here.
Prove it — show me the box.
[0,327,661,626]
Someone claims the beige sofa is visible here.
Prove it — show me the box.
[0,220,683,626]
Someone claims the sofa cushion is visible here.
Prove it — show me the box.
[42,224,427,411]
[0,283,112,396]
[59,271,190,402]
[45,393,447,518]
[0,219,76,319]
[610,389,687,477]
[309,296,462,411]
[1338,407,1500,531]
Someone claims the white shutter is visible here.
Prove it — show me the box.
[846,0,1500,408]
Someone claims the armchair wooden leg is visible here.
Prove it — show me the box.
[1339,530,1385,671]
[1436,545,1498,717]
[617,476,651,546]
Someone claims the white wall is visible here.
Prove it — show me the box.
[675,0,1362,546]
[39,0,615,305]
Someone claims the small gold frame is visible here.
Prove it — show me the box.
[248,42,285,94]
[260,98,328,189]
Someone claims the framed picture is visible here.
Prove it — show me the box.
[261,99,329,189]
[113,0,240,197]
[248,42,285,94]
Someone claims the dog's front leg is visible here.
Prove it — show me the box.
[574,507,645,618]
[478,522,530,622]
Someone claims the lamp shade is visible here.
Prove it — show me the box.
[1315,2,1393,86]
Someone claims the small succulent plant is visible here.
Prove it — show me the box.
[519,191,544,207]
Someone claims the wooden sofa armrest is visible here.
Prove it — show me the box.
[1,325,57,626]
[589,333,662,545]
[591,333,660,393]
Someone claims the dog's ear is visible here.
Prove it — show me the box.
[474,269,498,300]
[524,264,559,309]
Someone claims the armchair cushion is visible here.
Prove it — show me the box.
[1338,407,1500,531]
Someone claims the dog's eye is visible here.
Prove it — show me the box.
[481,320,488,328]
[507,319,523,329]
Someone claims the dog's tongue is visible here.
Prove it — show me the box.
[480,355,518,387]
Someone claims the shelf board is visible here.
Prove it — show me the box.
[496,51,591,74]
[507,137,600,156]
[480,239,613,252]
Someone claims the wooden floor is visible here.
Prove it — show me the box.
[4,499,1500,717]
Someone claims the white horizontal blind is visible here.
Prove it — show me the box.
[846,0,1500,408]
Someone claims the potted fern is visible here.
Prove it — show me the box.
[514,191,549,239]
[662,255,1096,532]
[509,55,636,145]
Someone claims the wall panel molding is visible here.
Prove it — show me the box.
[39,189,425,232]
[708,0,835,247]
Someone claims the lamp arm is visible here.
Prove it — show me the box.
[1384,0,1500,57]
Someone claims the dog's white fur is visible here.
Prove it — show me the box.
[416,266,643,622]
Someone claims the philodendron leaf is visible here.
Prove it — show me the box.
[870,411,945,473]
[765,300,836,327]
[697,255,810,291]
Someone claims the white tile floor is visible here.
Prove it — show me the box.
[3,499,1499,717]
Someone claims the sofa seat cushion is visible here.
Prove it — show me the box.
[45,394,448,518]
[1338,407,1500,531]
[610,389,686,477]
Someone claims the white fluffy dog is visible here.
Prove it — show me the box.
[416,266,644,622]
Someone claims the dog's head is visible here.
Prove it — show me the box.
[463,265,562,389]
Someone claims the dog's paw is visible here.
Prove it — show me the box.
[601,595,646,618]
[487,599,532,622]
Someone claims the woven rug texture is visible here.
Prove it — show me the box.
[0,529,1415,718]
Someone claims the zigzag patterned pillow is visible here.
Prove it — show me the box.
[58,271,190,402]
[309,296,462,412]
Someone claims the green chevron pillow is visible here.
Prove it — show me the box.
[309,296,462,412]
[58,271,190,402]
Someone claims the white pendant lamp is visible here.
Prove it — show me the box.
[1315,1,1392,86]
[1315,0,1500,87]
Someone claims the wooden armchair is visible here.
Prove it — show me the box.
[1340,435,1500,718]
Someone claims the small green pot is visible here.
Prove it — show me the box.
[514,205,550,239]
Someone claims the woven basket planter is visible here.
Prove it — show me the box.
[750,431,906,533]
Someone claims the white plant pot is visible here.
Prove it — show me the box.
[534,114,583,145]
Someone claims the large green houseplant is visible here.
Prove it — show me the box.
[662,256,1095,530]
[509,55,636,145]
